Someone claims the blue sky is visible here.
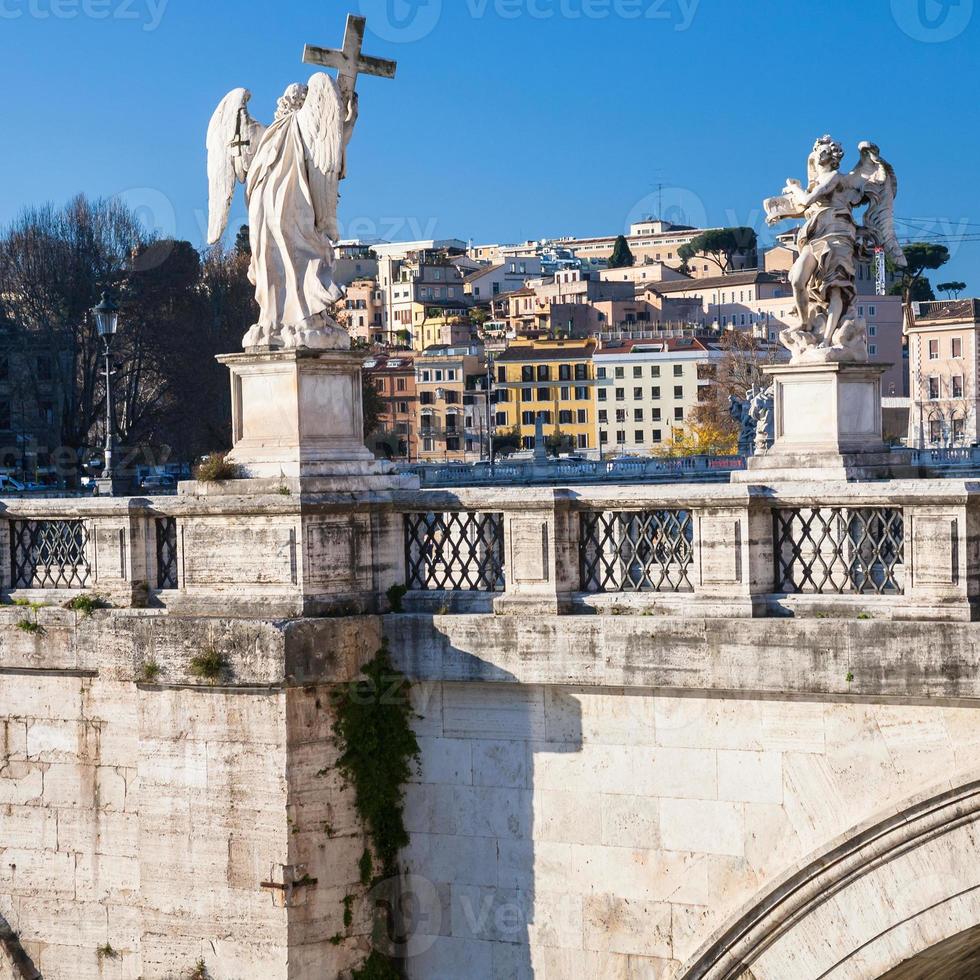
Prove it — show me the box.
[1,0,978,287]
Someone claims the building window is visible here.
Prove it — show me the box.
[559,410,573,425]
[560,386,570,400]
[674,386,683,399]
[673,365,683,377]
[928,376,941,400]
[652,429,662,443]
[577,434,589,449]
[615,388,625,401]
[423,438,434,452]
[674,408,684,421]
[597,390,607,402]
[952,337,963,358]
[616,409,626,423]
[634,430,644,443]
[953,418,965,442]
[615,367,625,380]
[929,419,943,443]
[537,388,550,402]
[522,411,535,425]
[495,412,507,426]
[446,437,460,451]
[599,431,609,444]
[651,387,661,399]
[616,430,626,445]
[574,386,589,400]
[577,409,587,424]
[634,408,644,422]
[953,375,964,399]
[633,387,643,400]
[632,366,643,379]
[869,305,876,316]
[575,364,588,381]
[869,345,877,356]
[521,365,534,382]
[928,339,939,359]
[522,437,534,450]
[537,365,551,381]
[651,366,661,378]
[596,367,607,380]
[652,408,662,421]
[559,364,571,381]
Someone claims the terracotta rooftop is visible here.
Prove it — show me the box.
[915,299,980,323]
[639,271,786,295]
[495,342,597,362]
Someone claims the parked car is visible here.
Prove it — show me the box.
[139,474,178,493]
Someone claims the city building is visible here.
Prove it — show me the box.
[415,344,489,461]
[464,257,543,301]
[363,351,416,459]
[333,241,379,288]
[592,337,725,454]
[410,299,476,352]
[906,299,980,448]
[378,251,469,346]
[494,339,598,451]
[342,278,385,345]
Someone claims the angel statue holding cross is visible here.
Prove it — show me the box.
[207,15,396,350]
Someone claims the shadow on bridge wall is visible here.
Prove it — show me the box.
[390,617,583,979]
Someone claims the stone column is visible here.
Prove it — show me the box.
[494,490,578,615]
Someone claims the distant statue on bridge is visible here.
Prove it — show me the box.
[763,136,907,365]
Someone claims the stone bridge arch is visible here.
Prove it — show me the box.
[680,775,980,980]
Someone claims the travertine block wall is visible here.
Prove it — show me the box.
[0,611,379,980]
[399,681,980,979]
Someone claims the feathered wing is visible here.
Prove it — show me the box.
[296,72,346,241]
[206,88,265,245]
[852,142,907,269]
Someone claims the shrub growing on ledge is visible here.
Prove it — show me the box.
[193,452,242,483]
[386,583,408,613]
[140,658,162,683]
[189,646,228,684]
[96,943,118,961]
[65,593,109,617]
[16,619,44,636]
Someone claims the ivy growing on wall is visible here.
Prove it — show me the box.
[332,642,421,977]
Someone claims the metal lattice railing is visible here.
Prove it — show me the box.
[580,510,694,593]
[774,507,905,595]
[10,519,92,590]
[405,512,505,591]
[156,517,179,590]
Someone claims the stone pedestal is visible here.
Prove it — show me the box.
[215,348,413,491]
[733,362,917,483]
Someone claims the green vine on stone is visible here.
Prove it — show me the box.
[332,642,420,976]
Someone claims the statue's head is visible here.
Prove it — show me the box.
[275,83,309,120]
[812,135,844,170]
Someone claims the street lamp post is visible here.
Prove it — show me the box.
[92,291,121,496]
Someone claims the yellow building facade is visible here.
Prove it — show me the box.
[493,340,598,451]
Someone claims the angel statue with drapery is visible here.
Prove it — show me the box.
[763,136,907,364]
[206,74,358,350]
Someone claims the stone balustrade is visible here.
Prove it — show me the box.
[0,478,977,622]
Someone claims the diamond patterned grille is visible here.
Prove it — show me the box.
[156,517,179,590]
[580,510,694,593]
[10,519,91,590]
[774,507,904,595]
[405,512,505,592]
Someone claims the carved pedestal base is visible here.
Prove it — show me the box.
[733,362,918,483]
[209,348,414,491]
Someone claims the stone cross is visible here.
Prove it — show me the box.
[303,14,397,102]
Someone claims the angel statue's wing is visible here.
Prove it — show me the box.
[852,141,907,269]
[296,72,346,241]
[206,88,266,245]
